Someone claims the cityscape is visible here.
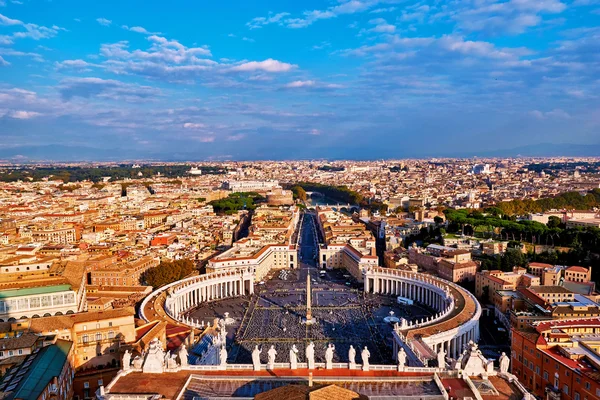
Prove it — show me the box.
[1,1,600,400]
[0,159,598,400]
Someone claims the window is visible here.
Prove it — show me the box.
[563,385,569,395]
[96,333,102,341]
[18,349,22,355]
[584,382,590,390]
[98,379,103,386]
[108,331,114,339]
[82,334,89,344]
[574,392,580,400]
[83,382,89,389]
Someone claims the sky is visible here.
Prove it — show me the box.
[0,0,599,160]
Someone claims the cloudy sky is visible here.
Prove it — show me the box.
[0,0,599,160]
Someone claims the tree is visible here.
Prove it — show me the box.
[290,186,307,201]
[547,215,561,229]
[434,216,444,225]
[144,259,196,289]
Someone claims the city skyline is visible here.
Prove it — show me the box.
[1,0,600,160]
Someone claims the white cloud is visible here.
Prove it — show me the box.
[370,7,396,13]
[309,128,321,135]
[231,58,296,72]
[453,0,567,35]
[242,37,255,42]
[96,18,112,26]
[247,12,290,29]
[183,122,206,129]
[0,13,21,25]
[58,77,160,102]
[286,80,316,88]
[530,109,571,119]
[369,18,395,33]
[55,59,95,69]
[0,55,9,66]
[248,1,395,29]
[0,48,44,62]
[10,110,41,119]
[122,25,160,35]
[227,134,246,141]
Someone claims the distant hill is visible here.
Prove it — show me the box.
[0,142,598,162]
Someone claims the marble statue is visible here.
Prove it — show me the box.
[142,339,166,373]
[133,356,143,369]
[325,343,335,369]
[348,345,356,369]
[290,345,299,370]
[252,345,262,371]
[267,345,277,370]
[167,353,178,369]
[306,341,315,370]
[122,350,131,371]
[499,352,510,374]
[219,346,228,369]
[164,350,171,367]
[361,346,370,371]
[397,347,407,371]
[437,348,446,368]
[178,344,188,367]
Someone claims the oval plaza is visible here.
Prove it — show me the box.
[103,207,532,400]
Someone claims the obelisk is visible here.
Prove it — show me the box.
[306,274,312,321]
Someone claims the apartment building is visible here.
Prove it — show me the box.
[24,307,136,369]
[511,318,600,400]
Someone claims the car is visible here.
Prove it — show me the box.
[258,281,265,285]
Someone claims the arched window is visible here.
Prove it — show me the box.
[96,333,102,341]
[82,334,89,344]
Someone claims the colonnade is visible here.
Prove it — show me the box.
[164,268,255,324]
[364,267,481,365]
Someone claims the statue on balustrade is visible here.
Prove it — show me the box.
[397,347,407,371]
[437,348,446,368]
[499,352,510,374]
[122,350,131,371]
[361,346,370,371]
[252,345,262,371]
[290,344,299,370]
[267,345,277,370]
[325,343,335,369]
[219,346,228,369]
[306,341,315,369]
[178,344,189,367]
[348,345,356,369]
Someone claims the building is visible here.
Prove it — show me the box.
[482,241,508,255]
[437,258,478,283]
[31,227,77,244]
[23,307,136,369]
[0,339,75,400]
[564,266,592,283]
[511,318,600,400]
[475,268,540,299]
[88,255,160,287]
[222,180,280,192]
[0,284,81,322]
[266,189,294,206]
[208,242,297,281]
[316,207,378,281]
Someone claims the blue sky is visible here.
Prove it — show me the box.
[0,0,599,160]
